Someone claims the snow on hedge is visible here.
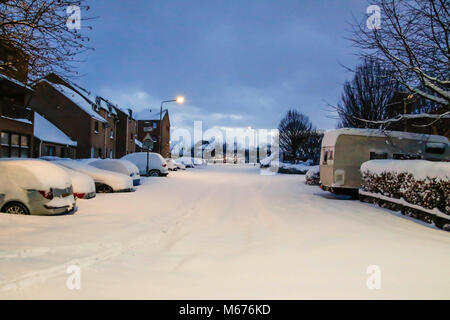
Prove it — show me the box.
[305,166,320,185]
[361,160,450,216]
[361,160,449,181]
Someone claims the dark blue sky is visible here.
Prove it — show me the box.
[76,0,369,131]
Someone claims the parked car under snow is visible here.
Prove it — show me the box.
[0,159,76,215]
[88,159,141,186]
[165,158,179,171]
[122,152,169,177]
[175,157,194,168]
[53,160,133,193]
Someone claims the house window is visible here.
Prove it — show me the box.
[45,146,56,156]
[130,133,133,141]
[370,152,388,160]
[98,148,102,158]
[94,121,99,133]
[110,130,114,139]
[0,131,30,158]
[153,122,157,129]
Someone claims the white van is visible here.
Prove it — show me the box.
[122,152,169,177]
[0,159,76,215]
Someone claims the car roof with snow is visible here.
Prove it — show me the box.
[322,128,449,147]
[0,158,72,190]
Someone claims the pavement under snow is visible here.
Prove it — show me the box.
[1,165,449,299]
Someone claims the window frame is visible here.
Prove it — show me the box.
[0,131,30,158]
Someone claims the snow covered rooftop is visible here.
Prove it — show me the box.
[0,74,33,91]
[0,115,32,125]
[34,113,77,147]
[134,109,167,121]
[322,128,449,147]
[48,82,106,123]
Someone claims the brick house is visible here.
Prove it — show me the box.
[0,42,35,159]
[29,74,111,159]
[0,75,34,159]
[97,98,137,158]
[136,110,171,158]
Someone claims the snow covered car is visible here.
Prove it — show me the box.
[175,157,194,168]
[53,160,134,193]
[165,158,179,171]
[59,167,96,199]
[0,159,76,215]
[88,159,141,186]
[193,157,206,166]
[121,152,169,177]
[174,161,186,170]
[40,158,96,199]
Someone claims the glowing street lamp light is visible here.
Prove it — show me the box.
[176,96,185,104]
[159,96,185,154]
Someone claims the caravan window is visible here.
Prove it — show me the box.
[370,152,388,160]
[425,142,446,155]
[393,153,421,160]
[322,150,328,164]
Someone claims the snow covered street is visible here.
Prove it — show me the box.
[1,165,450,299]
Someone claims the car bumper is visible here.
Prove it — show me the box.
[36,204,77,215]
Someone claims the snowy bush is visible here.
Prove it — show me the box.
[305,166,320,185]
[361,160,450,215]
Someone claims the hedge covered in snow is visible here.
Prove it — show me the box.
[305,166,320,185]
[360,160,450,215]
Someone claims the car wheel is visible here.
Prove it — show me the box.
[97,184,114,193]
[148,170,161,177]
[2,202,30,215]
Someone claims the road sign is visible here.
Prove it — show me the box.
[143,138,153,151]
[143,133,153,150]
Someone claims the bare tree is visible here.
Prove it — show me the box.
[336,59,401,128]
[279,109,314,162]
[0,0,94,84]
[351,0,449,109]
[298,130,323,164]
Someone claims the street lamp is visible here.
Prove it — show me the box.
[159,96,184,154]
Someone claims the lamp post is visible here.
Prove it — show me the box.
[159,96,184,155]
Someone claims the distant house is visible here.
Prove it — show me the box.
[0,74,34,159]
[29,74,110,159]
[33,113,77,158]
[136,110,171,158]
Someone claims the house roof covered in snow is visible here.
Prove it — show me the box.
[34,113,77,146]
[47,82,106,123]
[322,128,449,147]
[134,109,168,121]
[0,74,33,91]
